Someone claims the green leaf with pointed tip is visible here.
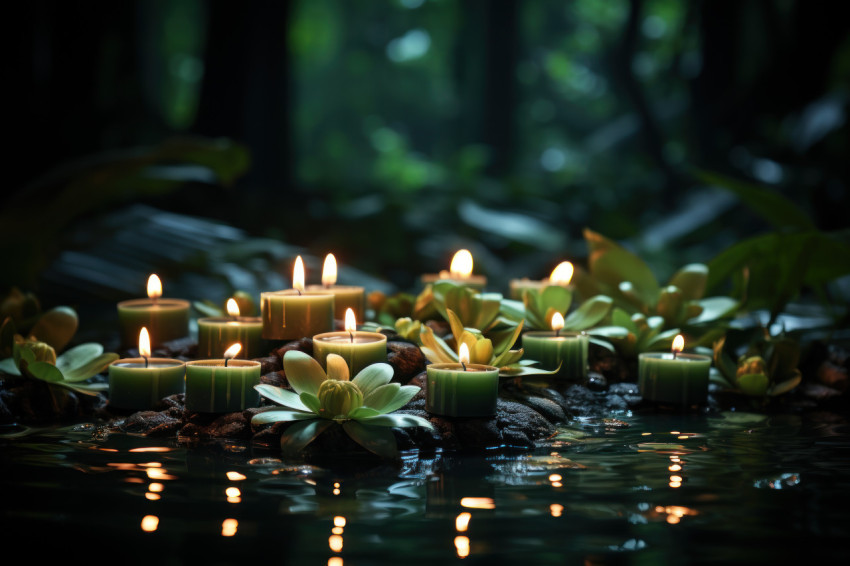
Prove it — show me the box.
[611,308,636,332]
[499,299,526,323]
[280,419,335,456]
[29,306,78,352]
[563,295,613,331]
[491,320,524,367]
[541,285,572,315]
[498,364,558,377]
[646,328,680,351]
[352,363,394,398]
[379,385,420,414]
[767,372,801,396]
[364,382,401,412]
[362,413,433,429]
[588,233,659,303]
[300,392,322,414]
[589,325,630,338]
[669,264,708,301]
[419,327,457,363]
[495,349,524,368]
[55,343,103,373]
[193,300,223,317]
[0,357,21,376]
[62,353,119,382]
[587,336,616,353]
[254,383,311,411]
[689,297,738,324]
[326,354,350,381]
[56,381,108,396]
[342,421,399,459]
[252,409,318,426]
[446,309,466,345]
[765,338,801,383]
[282,351,327,396]
[349,406,382,419]
[656,286,683,325]
[712,337,738,382]
[25,361,64,383]
[736,373,770,396]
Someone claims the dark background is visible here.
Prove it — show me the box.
[3,0,849,300]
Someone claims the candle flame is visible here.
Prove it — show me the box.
[224,343,242,359]
[449,249,473,279]
[139,327,152,358]
[458,342,470,365]
[344,308,357,333]
[549,261,574,285]
[226,298,240,317]
[672,334,685,354]
[147,274,162,299]
[293,256,305,292]
[551,312,565,332]
[322,253,338,286]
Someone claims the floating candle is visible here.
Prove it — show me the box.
[426,343,499,417]
[521,311,588,381]
[305,253,366,321]
[313,308,387,376]
[117,274,190,348]
[261,256,335,340]
[185,343,262,413]
[421,249,487,291]
[198,298,266,359]
[509,261,574,300]
[108,327,186,410]
[638,335,711,405]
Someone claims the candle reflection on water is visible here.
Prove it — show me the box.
[222,518,238,537]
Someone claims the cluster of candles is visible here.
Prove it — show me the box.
[108,250,711,416]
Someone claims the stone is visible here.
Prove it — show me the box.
[387,340,426,383]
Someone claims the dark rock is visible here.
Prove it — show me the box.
[255,356,283,375]
[271,338,313,363]
[121,410,183,436]
[0,376,107,424]
[260,370,288,388]
[387,341,426,383]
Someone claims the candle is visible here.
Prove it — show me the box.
[421,249,487,291]
[197,298,266,359]
[261,256,335,340]
[313,308,387,377]
[638,335,711,405]
[117,274,190,348]
[426,343,499,417]
[521,312,588,380]
[108,328,186,410]
[509,261,573,300]
[185,343,262,413]
[305,253,366,321]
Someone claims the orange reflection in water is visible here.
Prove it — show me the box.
[145,492,161,501]
[454,536,470,558]
[130,447,173,453]
[550,504,564,517]
[222,518,238,537]
[334,516,346,528]
[141,515,159,532]
[226,471,247,481]
[329,535,343,552]
[460,497,495,509]
[149,483,164,492]
[328,558,343,566]
[455,512,471,532]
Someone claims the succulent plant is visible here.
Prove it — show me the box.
[591,307,679,359]
[252,351,432,459]
[393,317,424,342]
[712,332,802,398]
[368,290,418,327]
[512,286,614,332]
[1,288,79,355]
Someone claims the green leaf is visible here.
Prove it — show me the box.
[299,392,322,414]
[280,419,335,456]
[587,336,616,353]
[767,372,802,396]
[499,299,526,323]
[351,363,394,398]
[611,308,637,332]
[540,285,572,315]
[419,327,457,364]
[349,406,381,419]
[282,351,327,396]
[736,373,770,397]
[342,421,400,459]
[587,326,630,339]
[55,343,103,373]
[29,306,78,352]
[491,320,524,367]
[25,361,64,383]
[192,300,223,317]
[588,235,659,307]
[361,413,433,429]
[254,383,311,411]
[498,364,557,378]
[712,337,738,382]
[668,264,708,301]
[563,295,613,331]
[252,409,319,426]
[378,385,421,414]
[446,309,466,345]
[62,353,119,382]
[364,383,401,412]
[57,381,108,396]
[689,297,738,324]
[0,357,21,376]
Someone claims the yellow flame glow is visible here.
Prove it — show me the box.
[226,472,246,481]
[344,308,357,333]
[226,298,240,317]
[450,249,473,278]
[458,343,470,366]
[550,312,565,332]
[460,497,495,509]
[334,516,346,528]
[328,558,343,566]
[149,483,164,493]
[225,487,241,498]
[329,534,343,552]
[549,474,562,482]
[147,274,162,299]
[293,256,305,292]
[323,253,338,286]
[224,343,242,360]
[549,262,574,285]
[139,328,151,358]
[550,503,564,517]
[222,518,238,536]
[454,535,470,558]
[141,515,159,532]
[672,334,685,353]
[455,512,471,532]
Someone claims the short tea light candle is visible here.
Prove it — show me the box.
[261,256,335,340]
[108,327,185,410]
[521,312,588,380]
[306,253,365,321]
[426,343,499,417]
[639,335,711,405]
[185,343,262,413]
[197,298,265,359]
[421,249,487,291]
[313,308,387,376]
[117,274,190,347]
[509,261,573,300]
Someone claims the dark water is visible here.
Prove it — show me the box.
[3,410,849,565]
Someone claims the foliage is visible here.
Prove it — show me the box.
[368,290,417,327]
[393,317,424,343]
[591,309,679,359]
[252,351,432,459]
[712,331,803,399]
[193,290,257,317]
[1,288,79,355]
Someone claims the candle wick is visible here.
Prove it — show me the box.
[461,361,467,372]
[225,357,230,368]
[555,328,561,338]
[349,331,354,343]
[143,355,149,369]
[296,289,302,296]
[673,350,679,360]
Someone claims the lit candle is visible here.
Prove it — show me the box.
[312,308,387,376]
[638,335,711,405]
[108,327,186,410]
[261,256,335,340]
[426,343,499,417]
[117,274,190,348]
[305,253,366,321]
[197,298,266,359]
[185,343,262,413]
[421,249,487,291]
[521,311,588,380]
[509,261,573,300]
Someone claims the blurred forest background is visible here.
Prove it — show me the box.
[3,0,849,306]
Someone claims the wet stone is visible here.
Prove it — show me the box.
[387,341,426,384]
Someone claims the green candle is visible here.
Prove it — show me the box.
[426,362,499,417]
[108,357,186,410]
[197,316,265,359]
[261,256,335,341]
[313,331,387,377]
[305,253,366,321]
[522,311,588,381]
[185,357,262,413]
[117,274,189,347]
[638,352,711,405]
[421,249,487,291]
[508,261,574,300]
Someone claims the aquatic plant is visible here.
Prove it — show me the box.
[252,351,432,459]
[712,331,802,398]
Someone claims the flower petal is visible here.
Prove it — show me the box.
[326,354,350,381]
[282,350,327,396]
[351,363,393,398]
[251,409,318,426]
[255,384,311,411]
[280,419,335,456]
[364,382,400,412]
[360,413,433,429]
[342,421,399,459]
[378,385,420,414]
